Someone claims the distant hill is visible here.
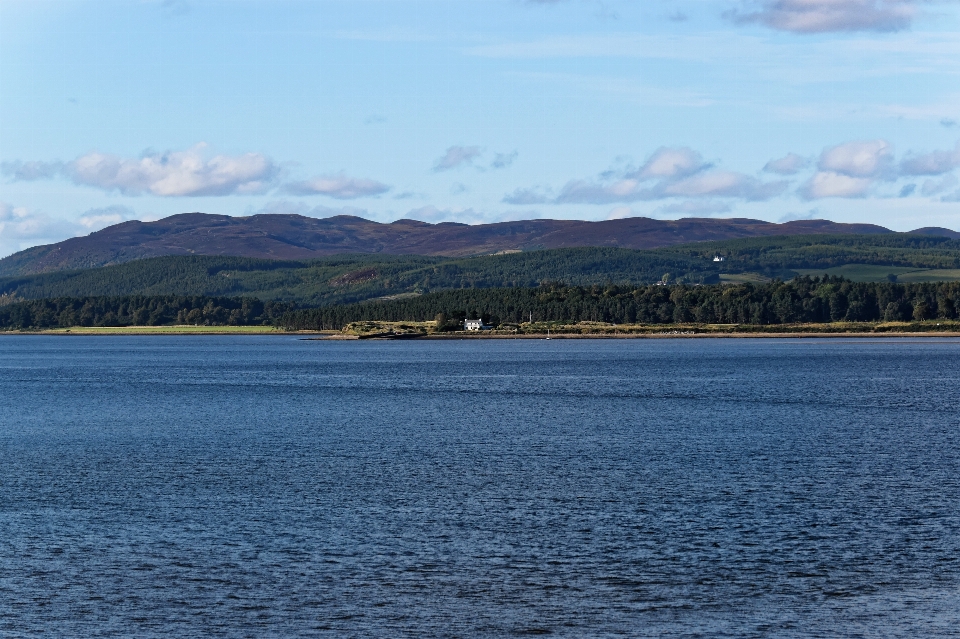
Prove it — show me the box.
[907,227,960,240]
[0,212,898,276]
[5,233,960,307]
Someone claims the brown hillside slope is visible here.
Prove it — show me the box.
[0,213,893,276]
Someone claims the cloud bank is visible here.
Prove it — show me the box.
[3,144,277,196]
[899,141,960,176]
[0,202,67,255]
[76,205,137,230]
[504,146,787,206]
[801,139,893,199]
[283,174,391,199]
[797,139,960,199]
[502,138,960,211]
[0,202,137,257]
[727,0,918,33]
[764,153,808,175]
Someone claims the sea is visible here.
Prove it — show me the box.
[1,336,959,638]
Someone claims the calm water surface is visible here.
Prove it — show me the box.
[1,336,959,637]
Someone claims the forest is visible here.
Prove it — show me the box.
[279,277,960,331]
[4,277,960,331]
[3,233,960,307]
[0,295,293,330]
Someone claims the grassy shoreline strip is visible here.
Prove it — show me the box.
[1,325,307,335]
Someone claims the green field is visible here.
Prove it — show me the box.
[793,264,960,283]
[719,273,772,284]
[896,269,960,283]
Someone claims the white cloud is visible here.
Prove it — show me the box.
[0,203,59,240]
[661,171,787,200]
[433,146,483,171]
[801,171,874,198]
[818,139,893,177]
[798,138,960,199]
[283,173,390,199]
[633,147,707,180]
[763,153,808,175]
[0,202,74,257]
[77,205,136,230]
[554,179,644,204]
[899,141,960,176]
[799,140,894,199]
[727,0,918,33]
[65,144,276,196]
[553,170,785,204]
[506,146,785,206]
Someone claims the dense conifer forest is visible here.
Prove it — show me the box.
[282,277,960,330]
[0,296,293,330]
[0,277,960,330]
[4,277,960,331]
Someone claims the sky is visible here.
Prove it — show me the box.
[1,0,960,257]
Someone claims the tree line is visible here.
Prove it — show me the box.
[0,295,294,330]
[280,277,960,330]
[4,277,960,331]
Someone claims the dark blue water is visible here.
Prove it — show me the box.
[2,336,959,637]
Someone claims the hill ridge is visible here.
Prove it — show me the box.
[0,212,914,277]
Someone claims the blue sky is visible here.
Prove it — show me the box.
[1,0,959,256]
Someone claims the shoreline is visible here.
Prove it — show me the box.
[7,329,960,339]
[5,320,960,338]
[0,326,320,336]
[416,331,960,339]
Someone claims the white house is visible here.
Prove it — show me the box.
[713,255,725,262]
[463,319,487,331]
